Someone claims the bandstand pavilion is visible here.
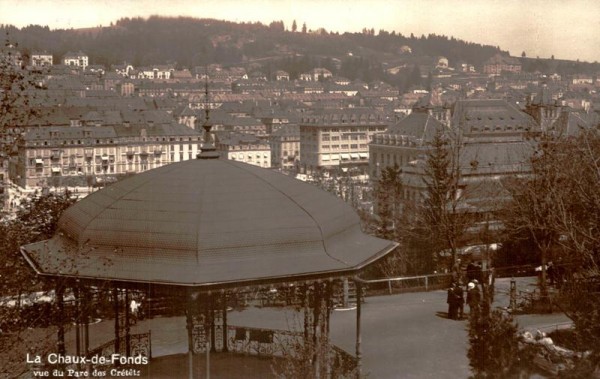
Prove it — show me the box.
[20,122,397,378]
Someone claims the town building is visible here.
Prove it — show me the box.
[135,65,175,80]
[299,108,388,172]
[30,51,53,67]
[300,68,333,82]
[269,124,300,170]
[216,132,271,168]
[483,54,522,76]
[12,113,201,189]
[274,70,290,81]
[371,99,539,216]
[62,51,89,70]
[524,87,563,132]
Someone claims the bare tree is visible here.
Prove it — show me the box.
[501,129,600,373]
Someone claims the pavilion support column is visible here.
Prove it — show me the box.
[81,286,92,375]
[354,280,363,379]
[324,281,333,379]
[222,292,228,353]
[81,287,90,357]
[125,289,131,357]
[113,286,120,357]
[312,282,322,379]
[55,281,66,356]
[74,285,81,368]
[186,292,197,379]
[302,284,309,343]
[209,292,216,353]
[202,292,211,379]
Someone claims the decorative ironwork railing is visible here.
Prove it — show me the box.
[227,325,297,357]
[88,331,152,362]
[225,325,358,375]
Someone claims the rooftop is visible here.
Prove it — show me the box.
[21,159,396,288]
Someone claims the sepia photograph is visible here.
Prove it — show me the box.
[1,0,599,377]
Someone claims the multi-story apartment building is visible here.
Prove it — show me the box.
[370,93,451,177]
[299,108,388,172]
[217,133,271,168]
[134,65,175,80]
[483,54,522,76]
[371,99,539,213]
[30,51,53,67]
[300,68,333,82]
[13,121,201,188]
[269,124,300,170]
[62,51,89,70]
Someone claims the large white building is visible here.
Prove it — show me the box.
[62,51,89,70]
[299,108,388,172]
[217,133,271,168]
[30,51,53,67]
[13,118,201,189]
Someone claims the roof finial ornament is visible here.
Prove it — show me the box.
[198,66,219,159]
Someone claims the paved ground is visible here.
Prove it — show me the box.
[56,276,569,379]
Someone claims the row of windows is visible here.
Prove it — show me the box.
[321,144,367,150]
[30,136,200,147]
[322,134,368,141]
[230,153,269,159]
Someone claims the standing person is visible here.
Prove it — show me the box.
[130,299,139,324]
[466,261,476,282]
[475,262,483,283]
[447,283,458,320]
[466,281,481,316]
[454,283,465,320]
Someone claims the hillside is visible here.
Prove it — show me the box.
[3,16,599,85]
[3,16,503,67]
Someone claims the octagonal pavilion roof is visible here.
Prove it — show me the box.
[21,159,396,288]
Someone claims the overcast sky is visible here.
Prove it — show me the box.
[1,0,599,62]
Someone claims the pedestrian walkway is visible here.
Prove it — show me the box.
[69,276,571,379]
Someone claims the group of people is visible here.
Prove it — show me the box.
[447,279,482,320]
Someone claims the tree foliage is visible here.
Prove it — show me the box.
[374,164,402,240]
[467,297,528,378]
[0,35,44,155]
[501,129,600,372]
[419,131,470,275]
[0,190,76,375]
[0,17,514,71]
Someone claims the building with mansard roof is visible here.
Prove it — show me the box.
[370,99,539,219]
[12,110,201,189]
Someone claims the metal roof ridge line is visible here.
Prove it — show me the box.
[224,161,352,267]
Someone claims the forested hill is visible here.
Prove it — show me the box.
[4,16,599,83]
[3,16,505,69]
